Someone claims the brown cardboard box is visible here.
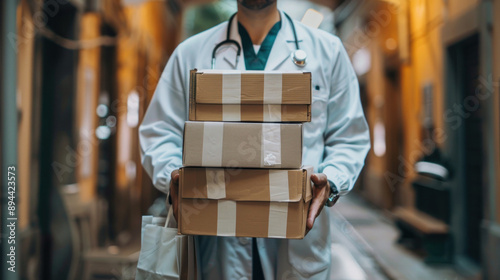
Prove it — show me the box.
[192,104,310,122]
[189,69,311,122]
[178,166,313,239]
[182,121,303,169]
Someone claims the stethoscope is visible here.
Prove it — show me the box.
[211,12,307,69]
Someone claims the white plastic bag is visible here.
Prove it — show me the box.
[136,207,197,280]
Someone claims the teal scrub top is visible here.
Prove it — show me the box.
[238,21,282,70]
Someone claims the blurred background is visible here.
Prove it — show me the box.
[1,0,499,279]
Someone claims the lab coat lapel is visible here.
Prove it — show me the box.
[265,11,295,70]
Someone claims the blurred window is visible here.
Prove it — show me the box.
[182,0,335,39]
[183,0,237,39]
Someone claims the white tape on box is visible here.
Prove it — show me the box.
[217,200,237,236]
[222,105,241,121]
[222,72,241,104]
[269,170,289,201]
[268,202,288,238]
[206,168,226,199]
[202,122,224,166]
[263,72,282,104]
[263,104,281,122]
[261,123,281,166]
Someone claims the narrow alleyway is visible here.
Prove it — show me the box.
[3,0,500,279]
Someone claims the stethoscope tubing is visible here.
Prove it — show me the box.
[211,12,303,69]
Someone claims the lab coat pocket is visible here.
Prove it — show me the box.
[287,213,330,277]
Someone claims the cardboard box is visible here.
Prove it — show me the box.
[191,104,310,122]
[178,166,313,239]
[189,69,311,122]
[182,121,303,169]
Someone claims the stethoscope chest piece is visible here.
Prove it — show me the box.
[292,49,307,67]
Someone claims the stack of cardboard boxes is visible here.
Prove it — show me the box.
[178,69,313,239]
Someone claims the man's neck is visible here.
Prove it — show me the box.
[237,4,280,45]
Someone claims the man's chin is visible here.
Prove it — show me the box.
[238,0,276,10]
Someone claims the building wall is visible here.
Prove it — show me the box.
[111,1,183,234]
[76,13,101,203]
[114,1,179,196]
[487,0,500,277]
[493,0,500,226]
[341,0,491,209]
[477,2,500,278]
[399,0,448,210]
[17,0,35,230]
[339,0,498,276]
[337,0,404,209]
[402,0,492,206]
[447,0,481,19]
[363,39,392,208]
[14,1,185,276]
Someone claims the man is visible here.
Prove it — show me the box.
[139,0,370,279]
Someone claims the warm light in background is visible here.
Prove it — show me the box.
[415,0,426,16]
[385,37,398,51]
[127,90,140,127]
[96,125,112,140]
[373,120,386,157]
[352,48,371,76]
[96,103,108,118]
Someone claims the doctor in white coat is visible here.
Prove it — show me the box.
[139,0,370,279]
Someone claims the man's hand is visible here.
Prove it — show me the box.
[169,169,180,221]
[306,173,331,233]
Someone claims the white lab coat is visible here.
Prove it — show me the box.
[139,11,370,280]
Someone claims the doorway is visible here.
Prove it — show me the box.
[447,34,484,266]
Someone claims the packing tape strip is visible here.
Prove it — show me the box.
[264,73,282,104]
[269,170,289,201]
[221,72,284,105]
[268,202,288,238]
[206,168,226,199]
[261,123,281,166]
[217,200,237,236]
[202,122,224,166]
[222,104,241,121]
[263,104,282,122]
[222,72,241,104]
